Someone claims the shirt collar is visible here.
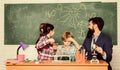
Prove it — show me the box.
[93,32,101,39]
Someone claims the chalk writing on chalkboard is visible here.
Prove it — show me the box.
[4,2,117,45]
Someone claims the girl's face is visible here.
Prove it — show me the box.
[50,29,55,37]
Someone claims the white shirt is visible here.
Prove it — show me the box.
[91,32,107,60]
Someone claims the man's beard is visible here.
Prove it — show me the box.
[86,28,95,38]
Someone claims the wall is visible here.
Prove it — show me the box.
[0,0,120,70]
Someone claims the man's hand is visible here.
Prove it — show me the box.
[95,46,104,56]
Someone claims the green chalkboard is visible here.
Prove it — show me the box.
[4,2,117,45]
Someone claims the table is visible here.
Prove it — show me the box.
[6,60,108,70]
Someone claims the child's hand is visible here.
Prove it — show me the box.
[67,37,81,49]
[47,38,55,43]
[67,37,74,42]
[53,43,58,50]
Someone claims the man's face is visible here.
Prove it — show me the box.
[88,21,94,30]
[86,21,95,38]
